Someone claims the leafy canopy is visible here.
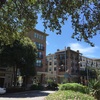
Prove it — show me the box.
[0,36,37,76]
[0,0,100,46]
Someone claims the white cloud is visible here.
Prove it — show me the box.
[46,41,49,45]
[68,43,98,58]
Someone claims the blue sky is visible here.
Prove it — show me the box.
[36,15,100,58]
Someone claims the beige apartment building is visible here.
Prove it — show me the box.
[79,56,100,70]
[79,56,100,85]
[46,54,57,82]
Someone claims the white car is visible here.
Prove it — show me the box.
[0,87,6,94]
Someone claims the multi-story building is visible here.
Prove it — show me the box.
[79,56,100,70]
[27,29,48,84]
[0,29,48,87]
[0,67,13,87]
[46,47,80,83]
[46,54,57,82]
[79,56,100,85]
[92,59,100,69]
[56,47,80,83]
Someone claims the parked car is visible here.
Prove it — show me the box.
[0,87,6,94]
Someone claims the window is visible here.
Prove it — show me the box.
[54,61,57,65]
[38,43,41,49]
[40,44,44,50]
[49,62,52,65]
[54,67,56,71]
[36,60,42,67]
[34,42,44,50]
[37,52,43,58]
[34,33,44,40]
[60,54,65,59]
[54,55,56,59]
[36,34,39,38]
[49,57,52,60]
[40,35,43,40]
[49,68,51,71]
[34,33,37,38]
[35,33,38,38]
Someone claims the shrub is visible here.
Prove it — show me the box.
[47,79,53,84]
[45,90,96,100]
[58,83,89,94]
[47,83,58,90]
[46,79,58,90]
[91,80,100,100]
[30,83,43,90]
[30,84,38,90]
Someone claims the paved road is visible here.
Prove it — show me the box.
[0,90,55,100]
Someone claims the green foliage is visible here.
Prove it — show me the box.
[47,79,53,84]
[80,67,97,79]
[46,79,58,90]
[0,36,37,76]
[0,0,100,46]
[59,83,89,94]
[0,0,38,37]
[45,90,96,100]
[84,79,100,99]
[30,83,43,90]
[39,0,100,46]
[91,80,100,100]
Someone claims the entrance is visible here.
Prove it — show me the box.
[0,78,4,87]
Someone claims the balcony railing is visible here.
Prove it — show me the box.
[35,63,43,67]
[37,55,43,59]
[37,47,44,51]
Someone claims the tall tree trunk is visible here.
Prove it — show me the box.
[13,66,17,87]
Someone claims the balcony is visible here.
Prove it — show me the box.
[35,63,43,67]
[37,47,44,51]
[58,65,65,72]
[75,57,79,60]
[37,55,43,59]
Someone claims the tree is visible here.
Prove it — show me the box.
[0,0,100,46]
[0,36,37,86]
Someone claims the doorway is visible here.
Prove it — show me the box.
[0,78,4,87]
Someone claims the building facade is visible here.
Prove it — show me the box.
[56,47,80,83]
[46,54,57,82]
[0,29,48,87]
[0,67,13,88]
[79,56,100,70]
[46,47,80,83]
[27,29,48,84]
[79,56,100,85]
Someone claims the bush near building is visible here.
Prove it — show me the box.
[89,80,100,100]
[45,90,96,100]
[58,83,89,94]
[30,83,44,90]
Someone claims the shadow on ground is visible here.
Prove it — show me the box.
[0,90,51,98]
